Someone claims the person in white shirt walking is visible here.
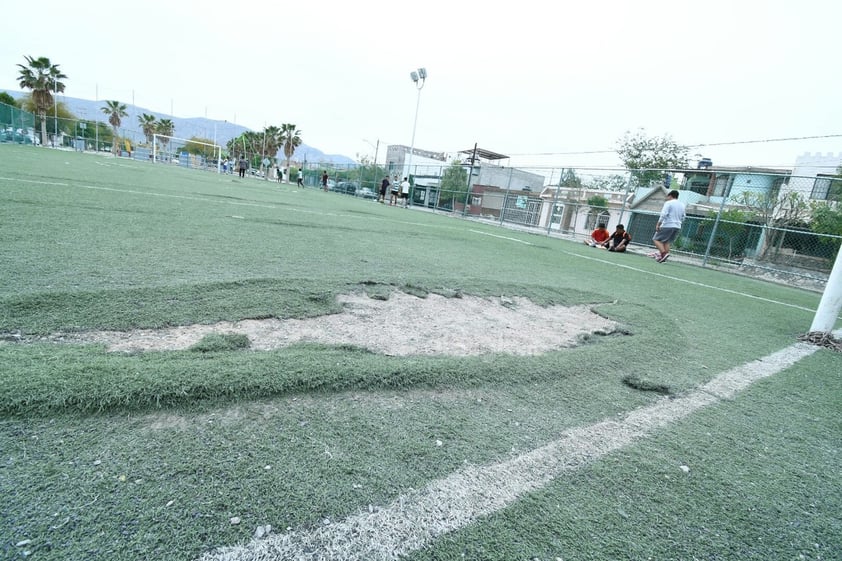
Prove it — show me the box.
[652,189,685,263]
[399,177,411,207]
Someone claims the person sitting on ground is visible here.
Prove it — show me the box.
[585,223,610,247]
[606,224,632,252]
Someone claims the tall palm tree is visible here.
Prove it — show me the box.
[17,56,67,147]
[229,131,263,169]
[155,119,175,152]
[280,124,303,173]
[138,113,158,145]
[263,125,283,180]
[101,100,128,154]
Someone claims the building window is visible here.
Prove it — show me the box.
[712,175,734,197]
[810,176,842,201]
[688,177,710,195]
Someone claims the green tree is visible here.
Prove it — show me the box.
[586,174,628,191]
[0,92,17,106]
[17,56,67,146]
[101,100,128,154]
[586,194,609,226]
[587,195,608,211]
[438,160,468,207]
[181,137,217,158]
[558,168,583,188]
[809,201,842,253]
[616,128,688,188]
[138,113,158,144]
[280,124,302,171]
[731,190,809,259]
[227,131,263,168]
[20,97,75,137]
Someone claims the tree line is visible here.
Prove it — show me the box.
[11,55,303,168]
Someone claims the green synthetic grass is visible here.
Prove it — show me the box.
[410,351,842,561]
[1,145,839,560]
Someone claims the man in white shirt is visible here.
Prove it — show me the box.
[400,177,411,208]
[652,189,686,263]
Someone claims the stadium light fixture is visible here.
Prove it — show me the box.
[406,67,427,195]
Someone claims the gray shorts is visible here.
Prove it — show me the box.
[653,227,680,243]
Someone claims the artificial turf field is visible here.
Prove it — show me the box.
[0,145,839,560]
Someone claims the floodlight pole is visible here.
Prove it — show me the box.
[214,122,220,174]
[406,67,427,193]
[53,75,58,148]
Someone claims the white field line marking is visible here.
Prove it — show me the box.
[198,341,822,561]
[566,249,816,313]
[469,229,534,245]
[0,176,69,187]
[0,176,281,211]
[0,176,408,222]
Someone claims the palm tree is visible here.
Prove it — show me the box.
[263,125,283,180]
[228,131,263,169]
[280,124,303,172]
[138,113,158,144]
[155,119,175,153]
[17,56,67,146]
[101,100,128,155]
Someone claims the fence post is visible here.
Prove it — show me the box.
[546,169,563,236]
[499,167,514,225]
[616,175,633,227]
[702,194,729,267]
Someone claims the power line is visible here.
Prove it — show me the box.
[502,133,842,158]
[688,133,842,148]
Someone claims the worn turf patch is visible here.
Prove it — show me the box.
[622,374,672,395]
[188,333,251,352]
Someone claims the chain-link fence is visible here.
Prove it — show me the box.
[451,166,841,291]
[1,101,139,152]
[0,102,37,145]
[4,104,839,290]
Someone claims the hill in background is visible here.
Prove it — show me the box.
[1,90,354,165]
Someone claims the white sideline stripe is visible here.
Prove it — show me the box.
[566,250,817,313]
[0,176,68,186]
[470,229,534,245]
[198,341,821,561]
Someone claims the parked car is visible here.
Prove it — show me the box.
[334,181,359,195]
[3,127,39,145]
[356,187,377,199]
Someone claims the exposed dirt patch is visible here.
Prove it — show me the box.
[45,292,619,356]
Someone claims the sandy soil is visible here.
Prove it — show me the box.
[50,292,618,356]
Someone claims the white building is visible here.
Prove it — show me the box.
[790,152,842,203]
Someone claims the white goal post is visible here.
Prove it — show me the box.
[152,134,222,172]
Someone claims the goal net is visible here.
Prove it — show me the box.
[152,134,222,172]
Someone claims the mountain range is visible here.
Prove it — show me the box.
[2,90,355,165]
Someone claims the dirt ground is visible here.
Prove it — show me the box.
[50,292,619,356]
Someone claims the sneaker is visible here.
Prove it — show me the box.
[657,253,670,263]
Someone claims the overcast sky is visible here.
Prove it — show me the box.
[2,0,840,174]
